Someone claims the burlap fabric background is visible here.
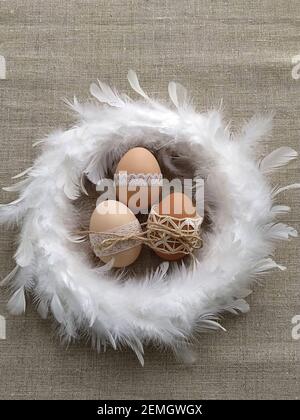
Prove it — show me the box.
[0,0,299,400]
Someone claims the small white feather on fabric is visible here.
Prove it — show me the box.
[270,205,291,216]
[260,147,298,173]
[272,183,300,197]
[224,299,250,315]
[0,265,19,287]
[0,196,23,208]
[254,257,286,273]
[197,317,226,332]
[168,81,188,109]
[127,69,150,100]
[12,166,33,180]
[2,178,31,192]
[7,287,26,315]
[90,80,127,108]
[266,223,298,241]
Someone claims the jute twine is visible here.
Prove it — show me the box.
[145,207,203,255]
[82,206,203,257]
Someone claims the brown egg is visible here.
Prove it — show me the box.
[89,200,142,268]
[153,192,197,261]
[115,147,162,213]
[158,192,196,218]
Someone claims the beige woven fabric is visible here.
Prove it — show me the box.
[0,0,299,400]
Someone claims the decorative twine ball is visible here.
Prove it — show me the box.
[115,147,162,213]
[147,192,203,261]
[89,200,142,268]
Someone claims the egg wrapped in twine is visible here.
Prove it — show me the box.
[146,192,203,261]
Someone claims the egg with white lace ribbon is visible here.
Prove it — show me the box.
[89,200,142,268]
[114,147,162,213]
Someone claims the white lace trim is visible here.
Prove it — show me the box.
[89,219,142,257]
[114,171,163,187]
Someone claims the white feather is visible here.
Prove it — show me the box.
[260,147,298,173]
[0,196,23,207]
[270,205,290,216]
[127,69,149,100]
[266,223,298,240]
[7,287,26,315]
[198,318,225,331]
[90,80,126,108]
[273,183,300,197]
[255,258,286,272]
[106,330,117,350]
[11,266,35,290]
[12,167,32,179]
[124,337,144,366]
[173,345,197,364]
[14,219,34,267]
[37,300,48,319]
[93,259,116,273]
[236,289,253,298]
[0,265,19,287]
[56,157,82,200]
[51,295,65,323]
[239,114,273,146]
[168,81,188,109]
[226,299,250,314]
[0,200,26,226]
[2,178,31,192]
[32,139,45,147]
[80,173,89,196]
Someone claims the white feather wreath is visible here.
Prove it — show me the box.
[0,71,299,365]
